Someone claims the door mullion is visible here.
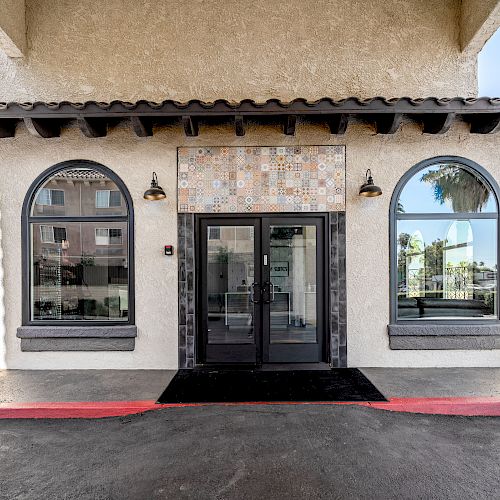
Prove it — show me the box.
[261,217,271,363]
[254,217,263,365]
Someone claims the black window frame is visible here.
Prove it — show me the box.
[390,155,500,325]
[21,159,135,326]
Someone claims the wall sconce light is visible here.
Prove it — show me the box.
[143,172,166,200]
[359,169,382,197]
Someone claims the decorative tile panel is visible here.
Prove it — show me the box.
[177,146,345,213]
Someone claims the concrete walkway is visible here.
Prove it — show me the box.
[2,367,500,402]
[361,367,500,398]
[0,369,175,403]
[1,368,500,417]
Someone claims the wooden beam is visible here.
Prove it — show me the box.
[130,116,153,137]
[328,114,349,134]
[284,115,297,136]
[469,114,500,134]
[24,118,61,138]
[0,119,16,137]
[235,115,245,136]
[78,117,107,138]
[374,113,403,134]
[182,115,198,137]
[421,113,455,134]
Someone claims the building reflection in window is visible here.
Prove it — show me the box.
[396,162,497,320]
[28,165,130,322]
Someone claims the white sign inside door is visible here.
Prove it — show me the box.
[271,261,289,277]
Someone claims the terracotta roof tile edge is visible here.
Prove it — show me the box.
[0,97,500,111]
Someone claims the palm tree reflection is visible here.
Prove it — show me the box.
[420,164,491,212]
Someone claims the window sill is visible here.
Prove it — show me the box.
[388,324,500,350]
[16,325,137,351]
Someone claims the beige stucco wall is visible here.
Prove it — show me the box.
[1,121,500,368]
[346,121,500,367]
[0,0,497,368]
[0,0,479,101]
[0,125,180,369]
[460,0,500,53]
[0,0,25,57]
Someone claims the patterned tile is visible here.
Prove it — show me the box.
[178,146,345,213]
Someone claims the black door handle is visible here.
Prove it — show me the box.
[262,282,275,303]
[250,282,261,303]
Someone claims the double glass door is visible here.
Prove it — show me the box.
[198,215,326,364]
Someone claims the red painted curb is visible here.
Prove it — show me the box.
[1,397,499,419]
[0,400,159,419]
[363,397,500,416]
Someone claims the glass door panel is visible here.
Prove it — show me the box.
[207,225,255,345]
[262,217,324,363]
[200,218,261,364]
[269,225,317,344]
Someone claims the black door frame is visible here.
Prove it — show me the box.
[195,213,330,366]
[198,216,262,364]
[261,216,326,363]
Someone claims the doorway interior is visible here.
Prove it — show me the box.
[196,214,329,365]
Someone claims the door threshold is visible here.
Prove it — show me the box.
[258,363,331,371]
[194,362,331,371]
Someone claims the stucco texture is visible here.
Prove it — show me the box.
[0,125,179,369]
[0,0,478,101]
[0,120,500,368]
[0,0,25,57]
[346,121,500,367]
[460,0,500,52]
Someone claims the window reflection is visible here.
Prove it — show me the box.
[396,161,498,321]
[398,163,497,214]
[31,168,126,217]
[28,164,130,323]
[31,222,128,321]
[397,219,497,319]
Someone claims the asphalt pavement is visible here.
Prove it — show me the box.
[1,403,499,500]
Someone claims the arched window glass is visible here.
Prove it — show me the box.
[397,164,497,214]
[23,161,134,324]
[393,159,498,321]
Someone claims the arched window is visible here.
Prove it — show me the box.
[390,157,499,322]
[22,160,134,325]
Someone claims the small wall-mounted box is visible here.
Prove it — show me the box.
[164,245,174,256]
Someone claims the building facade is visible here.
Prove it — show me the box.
[1,0,500,369]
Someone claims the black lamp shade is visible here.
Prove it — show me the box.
[144,172,166,200]
[359,169,382,197]
[143,186,166,200]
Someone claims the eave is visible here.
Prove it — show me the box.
[0,97,500,138]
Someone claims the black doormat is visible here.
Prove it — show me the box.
[156,369,386,404]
